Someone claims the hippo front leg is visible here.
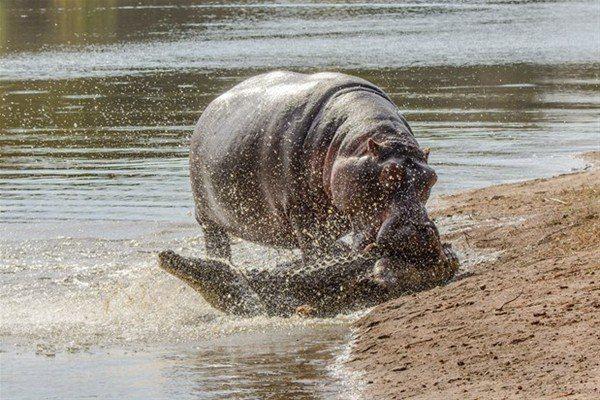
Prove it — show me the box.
[158,251,266,317]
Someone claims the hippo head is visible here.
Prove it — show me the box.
[330,138,442,260]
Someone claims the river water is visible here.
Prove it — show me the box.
[1,1,598,399]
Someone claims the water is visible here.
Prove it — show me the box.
[3,327,360,399]
[1,1,599,399]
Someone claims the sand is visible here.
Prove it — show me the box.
[347,152,600,399]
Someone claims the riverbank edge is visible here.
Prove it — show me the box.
[346,152,599,399]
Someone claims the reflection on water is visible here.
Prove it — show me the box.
[1,1,599,399]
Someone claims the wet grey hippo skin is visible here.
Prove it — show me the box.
[190,71,443,263]
[158,244,459,317]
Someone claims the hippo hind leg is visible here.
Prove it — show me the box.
[202,222,231,261]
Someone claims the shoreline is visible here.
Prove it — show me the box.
[346,152,599,399]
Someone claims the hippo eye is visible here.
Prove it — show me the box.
[379,163,404,187]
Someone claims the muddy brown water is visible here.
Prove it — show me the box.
[1,1,599,399]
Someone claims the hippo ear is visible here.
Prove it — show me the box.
[367,138,383,157]
[423,147,431,162]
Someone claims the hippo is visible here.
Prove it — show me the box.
[158,244,459,317]
[191,71,444,266]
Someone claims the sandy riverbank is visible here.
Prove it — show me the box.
[347,152,599,399]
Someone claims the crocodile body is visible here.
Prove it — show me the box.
[158,244,459,317]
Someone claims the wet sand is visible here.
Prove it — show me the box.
[347,152,600,399]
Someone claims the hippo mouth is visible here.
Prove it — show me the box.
[364,243,445,269]
[353,221,454,295]
[367,242,460,295]
[356,227,445,265]
[351,212,443,258]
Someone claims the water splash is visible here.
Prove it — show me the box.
[0,220,355,352]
